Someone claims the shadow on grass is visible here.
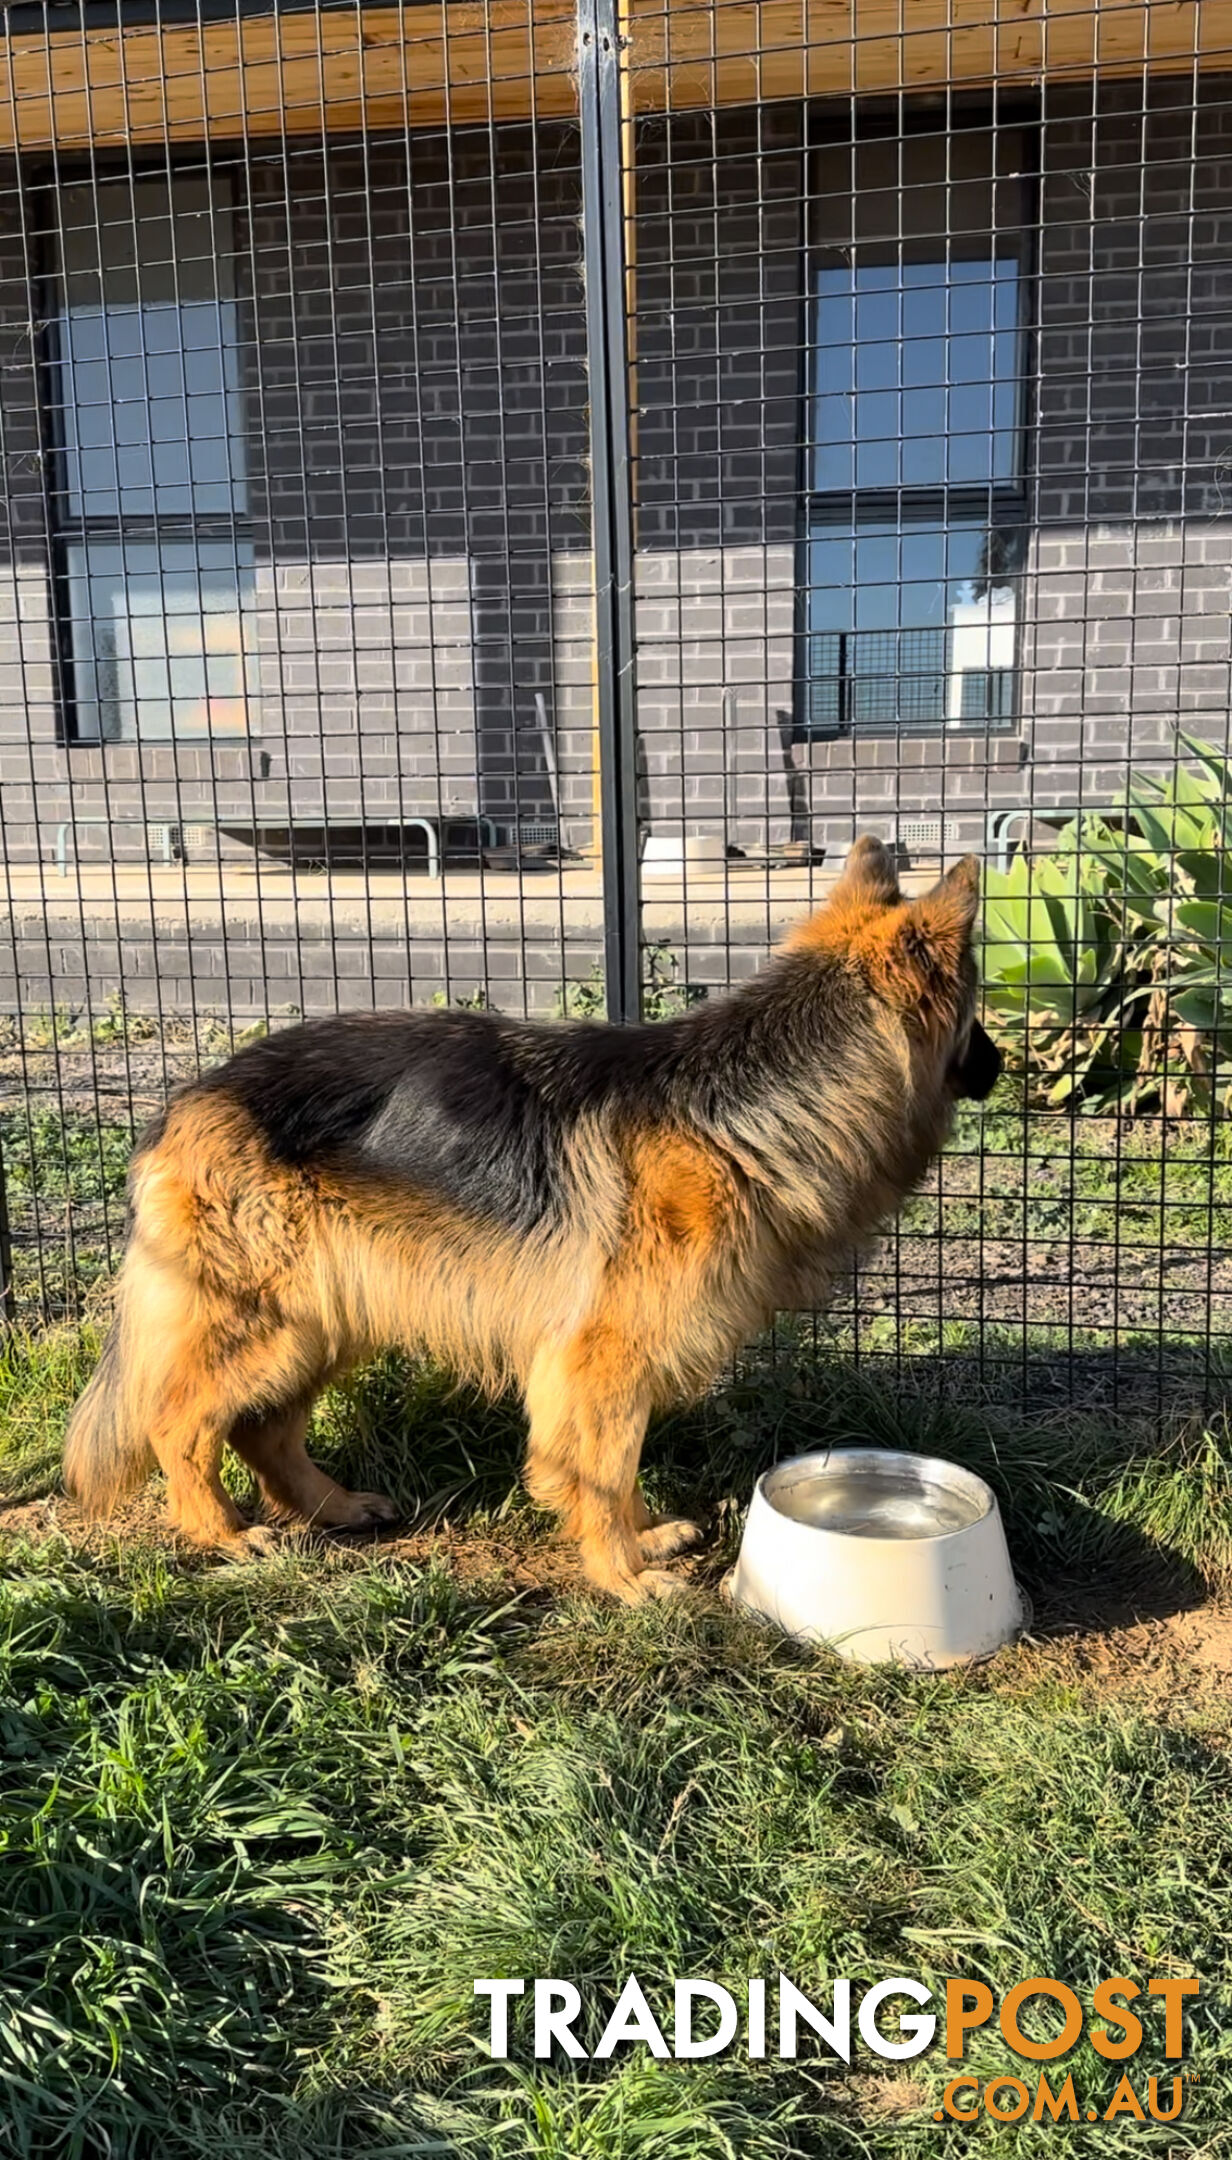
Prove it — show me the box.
[308,1338,1231,1642]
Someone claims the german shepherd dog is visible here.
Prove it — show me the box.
[63,838,1000,1601]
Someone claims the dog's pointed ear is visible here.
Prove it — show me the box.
[832,834,901,907]
[877,856,981,1016]
[920,853,981,936]
[904,852,980,955]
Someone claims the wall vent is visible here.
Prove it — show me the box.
[894,816,961,853]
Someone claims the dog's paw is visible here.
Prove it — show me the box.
[632,1567,688,1603]
[243,1522,285,1557]
[601,1565,688,1606]
[322,1488,400,1532]
[209,1522,284,1564]
[638,1515,706,1564]
[357,1490,401,1525]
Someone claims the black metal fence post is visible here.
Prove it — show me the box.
[0,1134,14,1328]
[578,0,641,1024]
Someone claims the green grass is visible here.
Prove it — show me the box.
[905,1087,1232,1250]
[2,1327,1231,2159]
[0,1106,134,1316]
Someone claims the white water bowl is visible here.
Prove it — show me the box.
[727,1448,1028,1668]
[641,833,728,876]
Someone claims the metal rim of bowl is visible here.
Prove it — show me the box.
[755,1446,996,1544]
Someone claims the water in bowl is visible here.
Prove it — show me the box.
[772,1464,986,1540]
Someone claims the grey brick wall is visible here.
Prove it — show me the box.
[1021,78,1232,832]
[241,126,593,838]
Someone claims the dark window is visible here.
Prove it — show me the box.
[800,128,1028,738]
[52,173,252,743]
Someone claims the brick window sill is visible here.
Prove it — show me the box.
[801,732,1025,771]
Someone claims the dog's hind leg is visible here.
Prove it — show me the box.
[229,1397,399,1534]
[145,1353,273,1558]
[141,1315,339,1558]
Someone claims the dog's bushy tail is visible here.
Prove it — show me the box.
[62,1276,156,1516]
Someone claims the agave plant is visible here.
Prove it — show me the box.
[981,734,1232,1116]
[980,825,1130,1108]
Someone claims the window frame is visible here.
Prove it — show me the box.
[794,107,1039,745]
[34,157,253,749]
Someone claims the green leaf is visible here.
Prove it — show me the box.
[1176,847,1232,898]
[1175,900,1232,952]
[1126,787,1200,857]
[1172,986,1224,1031]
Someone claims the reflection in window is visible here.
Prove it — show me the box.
[802,130,1027,737]
[66,542,253,744]
[53,174,251,744]
[807,520,1022,734]
[59,298,245,522]
[813,258,1022,494]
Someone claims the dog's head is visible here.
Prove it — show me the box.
[795,835,1002,1104]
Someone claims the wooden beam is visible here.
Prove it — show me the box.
[0,5,578,152]
[626,0,1230,108]
[0,0,1228,153]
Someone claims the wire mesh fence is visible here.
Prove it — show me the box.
[1,1,1230,1418]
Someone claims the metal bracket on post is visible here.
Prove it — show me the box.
[578,0,641,1024]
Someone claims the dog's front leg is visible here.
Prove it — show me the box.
[523,1333,682,1603]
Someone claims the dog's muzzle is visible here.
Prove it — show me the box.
[953,1019,1002,1102]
